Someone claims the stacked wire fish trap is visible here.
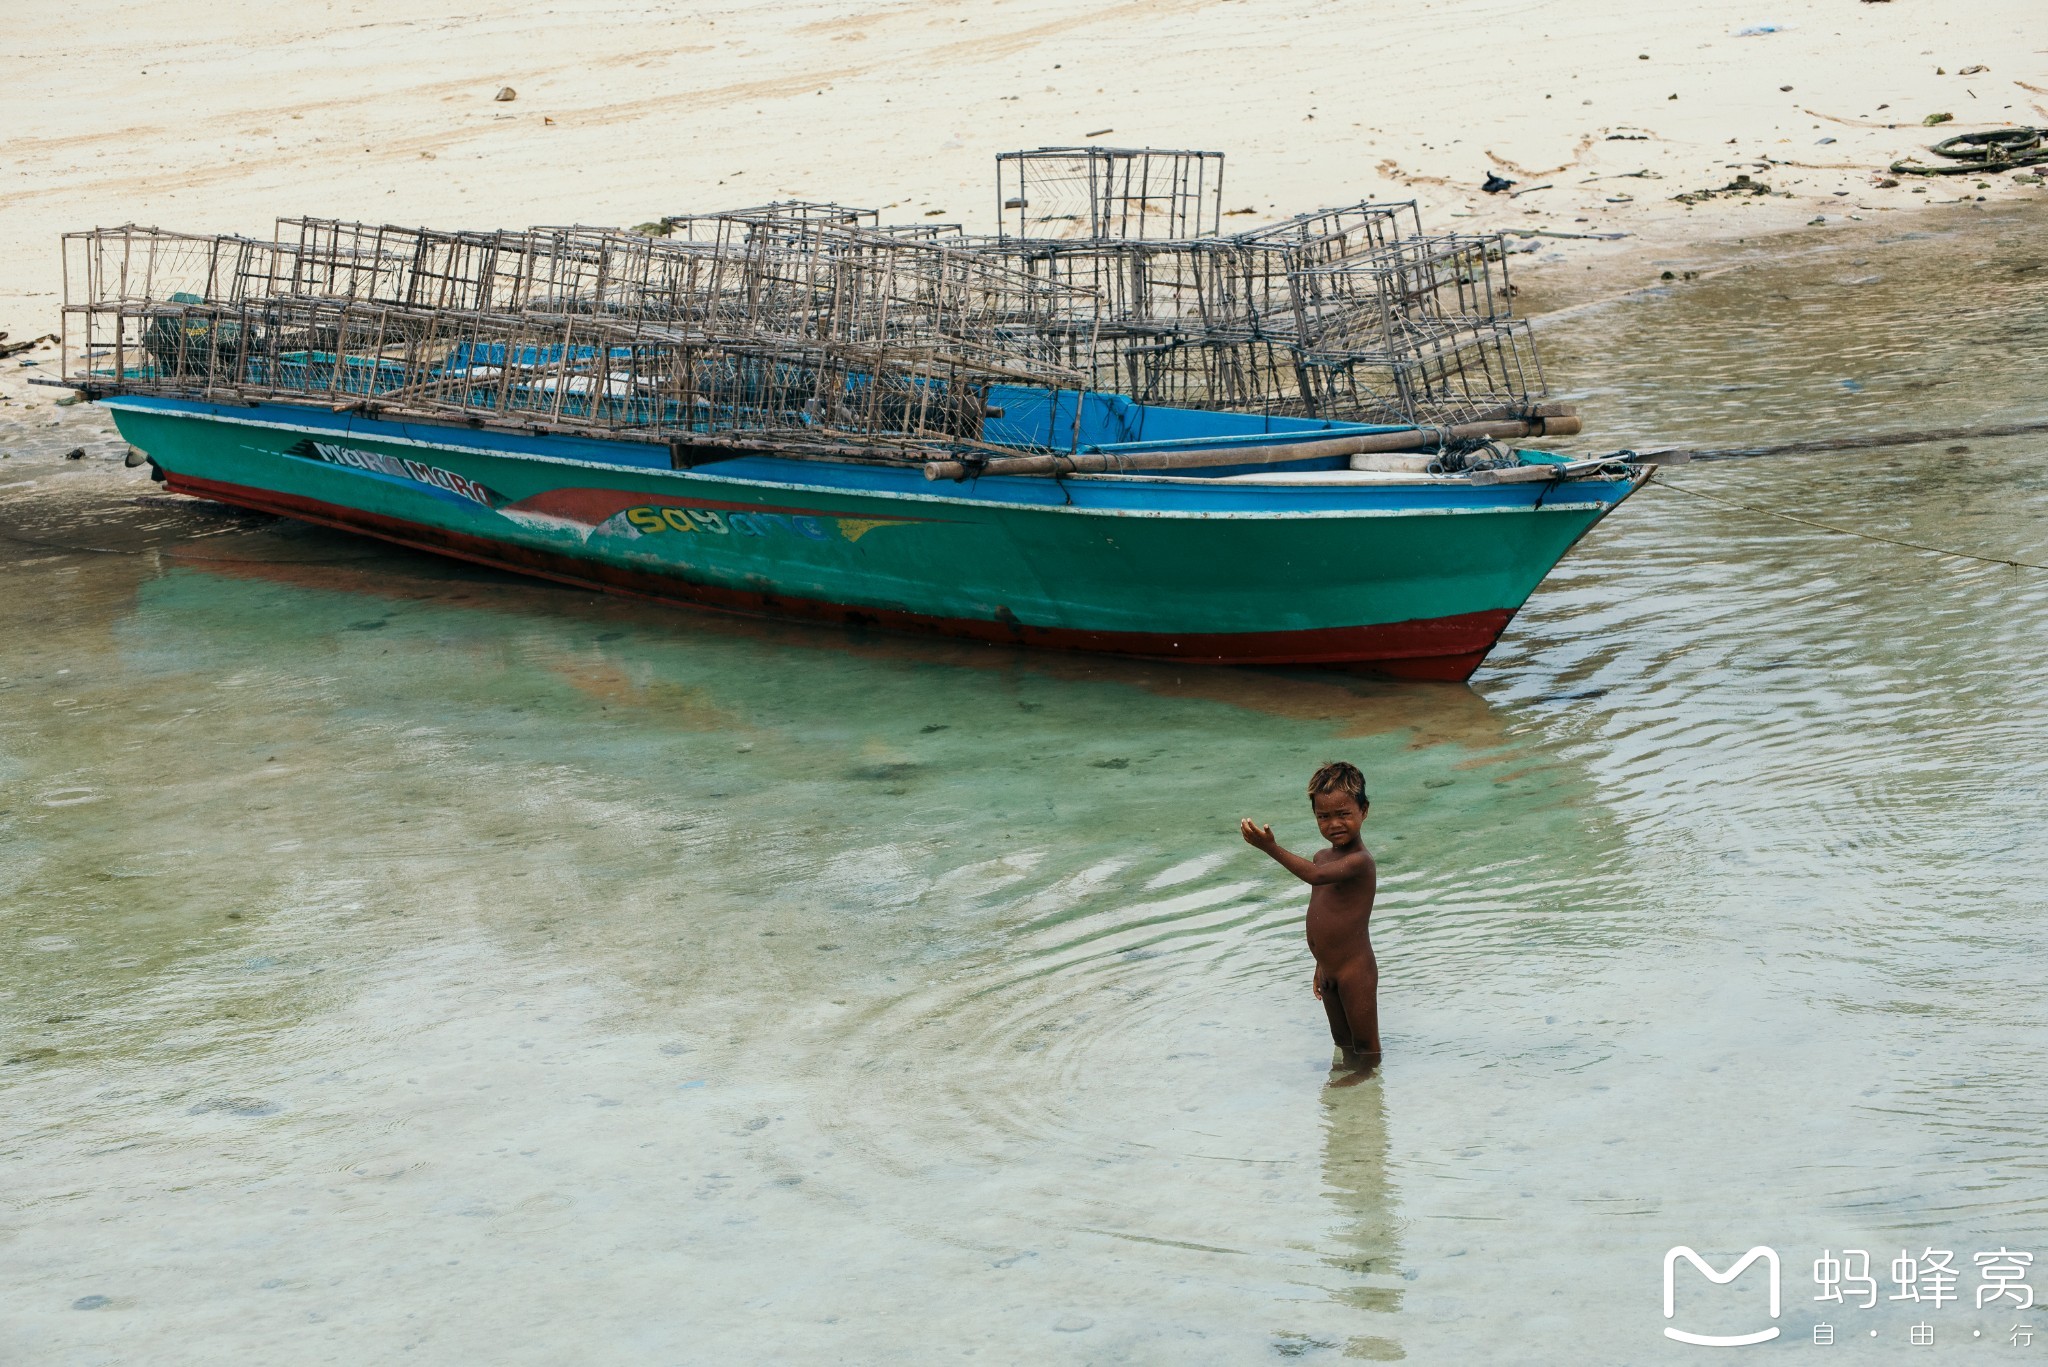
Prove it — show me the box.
[59,148,1560,472]
[60,213,1099,466]
[979,148,1550,428]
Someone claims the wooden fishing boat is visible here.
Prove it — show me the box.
[59,159,1656,680]
[101,387,1647,681]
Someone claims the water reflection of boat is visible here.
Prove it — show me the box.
[154,527,1521,748]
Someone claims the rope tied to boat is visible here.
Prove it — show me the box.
[1891,127,2048,177]
[1638,415,2048,463]
[1426,437,1519,475]
[1648,480,2048,572]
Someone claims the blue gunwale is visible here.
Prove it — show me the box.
[103,396,1633,521]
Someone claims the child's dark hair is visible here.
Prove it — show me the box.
[1308,760,1369,811]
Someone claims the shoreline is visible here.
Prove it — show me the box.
[1513,196,2044,317]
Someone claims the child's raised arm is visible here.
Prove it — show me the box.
[1239,819,1374,885]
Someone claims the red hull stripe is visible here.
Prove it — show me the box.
[503,485,937,528]
[165,473,1511,681]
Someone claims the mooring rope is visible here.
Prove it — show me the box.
[1666,416,2048,463]
[1647,480,2048,572]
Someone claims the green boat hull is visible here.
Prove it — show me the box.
[107,397,1642,680]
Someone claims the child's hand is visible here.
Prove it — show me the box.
[1239,818,1277,851]
[1311,972,1324,1000]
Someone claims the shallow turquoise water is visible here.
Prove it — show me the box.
[3,205,2047,1363]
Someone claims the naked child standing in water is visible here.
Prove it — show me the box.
[1240,761,1380,1067]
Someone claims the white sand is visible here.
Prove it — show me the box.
[3,0,2043,330]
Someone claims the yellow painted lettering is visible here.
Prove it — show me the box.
[625,507,668,534]
[838,518,892,543]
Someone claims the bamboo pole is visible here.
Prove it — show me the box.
[921,412,1583,480]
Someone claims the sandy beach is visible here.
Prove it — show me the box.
[3,0,2043,331]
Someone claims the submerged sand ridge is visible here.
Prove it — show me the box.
[2,0,2043,334]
